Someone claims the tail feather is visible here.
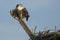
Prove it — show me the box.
[26,15,30,21]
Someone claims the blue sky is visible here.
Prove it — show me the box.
[0,0,60,40]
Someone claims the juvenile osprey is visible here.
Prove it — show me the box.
[10,4,30,21]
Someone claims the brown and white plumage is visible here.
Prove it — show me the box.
[16,4,30,21]
[10,9,19,20]
[10,4,30,21]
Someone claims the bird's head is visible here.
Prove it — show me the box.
[16,4,24,11]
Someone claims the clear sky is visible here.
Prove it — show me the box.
[0,0,60,40]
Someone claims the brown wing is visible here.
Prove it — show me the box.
[10,9,14,17]
[10,9,19,18]
[22,8,30,21]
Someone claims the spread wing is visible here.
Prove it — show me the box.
[10,9,19,20]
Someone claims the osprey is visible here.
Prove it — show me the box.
[10,4,30,21]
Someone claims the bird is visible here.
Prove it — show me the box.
[10,4,30,21]
[16,4,30,21]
